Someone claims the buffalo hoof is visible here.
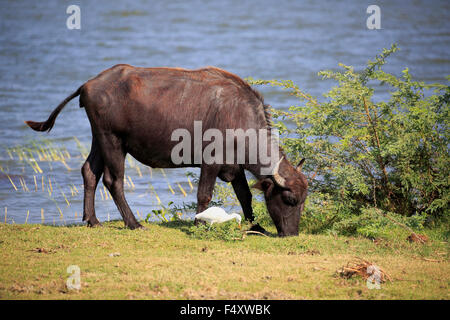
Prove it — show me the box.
[248,223,268,235]
[194,218,207,227]
[86,217,102,228]
[126,222,146,230]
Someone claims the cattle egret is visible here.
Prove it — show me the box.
[195,207,242,228]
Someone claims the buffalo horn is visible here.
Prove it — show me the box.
[272,156,287,187]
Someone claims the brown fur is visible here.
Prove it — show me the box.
[25,65,308,236]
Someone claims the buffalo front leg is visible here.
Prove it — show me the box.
[194,165,220,225]
[231,168,267,234]
[81,137,104,227]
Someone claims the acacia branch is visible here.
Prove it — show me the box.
[363,97,390,193]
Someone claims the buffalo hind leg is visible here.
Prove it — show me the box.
[194,165,221,225]
[100,135,142,229]
[231,168,267,234]
[81,138,104,227]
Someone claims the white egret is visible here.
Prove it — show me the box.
[194,207,242,228]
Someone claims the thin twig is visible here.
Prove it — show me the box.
[373,209,426,244]
[245,230,269,237]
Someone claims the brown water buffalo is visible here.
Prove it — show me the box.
[25,65,308,236]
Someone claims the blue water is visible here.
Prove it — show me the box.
[0,0,449,225]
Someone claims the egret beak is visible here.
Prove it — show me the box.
[238,223,241,229]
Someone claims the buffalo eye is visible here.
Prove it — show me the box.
[281,190,298,206]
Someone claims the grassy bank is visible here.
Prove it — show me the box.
[0,221,448,300]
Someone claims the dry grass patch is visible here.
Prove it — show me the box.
[0,221,448,299]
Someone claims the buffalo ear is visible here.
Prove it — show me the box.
[251,178,274,195]
[296,158,305,172]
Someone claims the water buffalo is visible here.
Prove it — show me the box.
[25,65,308,236]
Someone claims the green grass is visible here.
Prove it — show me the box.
[0,221,448,299]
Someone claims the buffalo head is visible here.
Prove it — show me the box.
[253,157,308,237]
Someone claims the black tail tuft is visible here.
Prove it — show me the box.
[25,120,52,132]
[24,86,82,133]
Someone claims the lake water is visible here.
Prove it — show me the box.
[0,0,449,225]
